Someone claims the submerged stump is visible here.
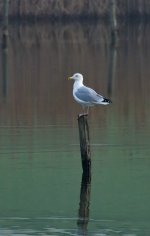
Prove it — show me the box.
[78,114,91,176]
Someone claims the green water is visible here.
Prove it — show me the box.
[0,22,150,235]
[0,121,150,235]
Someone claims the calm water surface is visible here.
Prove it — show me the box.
[0,22,150,235]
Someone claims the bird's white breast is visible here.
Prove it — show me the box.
[73,81,91,105]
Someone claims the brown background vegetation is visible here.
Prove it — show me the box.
[0,0,150,20]
[0,22,150,127]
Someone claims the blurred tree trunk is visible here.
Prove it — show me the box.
[3,0,9,27]
[3,0,9,41]
[2,0,9,100]
[109,0,117,44]
[107,0,118,98]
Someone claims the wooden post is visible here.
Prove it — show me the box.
[78,114,91,176]
[77,172,91,234]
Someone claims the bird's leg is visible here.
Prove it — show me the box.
[86,106,90,115]
[82,105,85,114]
[83,106,89,116]
[79,105,88,117]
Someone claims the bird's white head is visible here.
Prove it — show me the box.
[68,73,83,82]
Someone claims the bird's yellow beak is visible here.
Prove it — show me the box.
[68,76,72,80]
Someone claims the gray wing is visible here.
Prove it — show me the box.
[75,86,103,103]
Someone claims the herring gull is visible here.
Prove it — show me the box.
[68,73,112,114]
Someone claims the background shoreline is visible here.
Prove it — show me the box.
[0,0,150,23]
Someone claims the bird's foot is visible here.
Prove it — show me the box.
[78,113,88,118]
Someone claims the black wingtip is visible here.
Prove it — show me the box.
[103,98,112,104]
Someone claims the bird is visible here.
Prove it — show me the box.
[68,73,112,115]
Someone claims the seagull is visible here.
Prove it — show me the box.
[68,73,112,114]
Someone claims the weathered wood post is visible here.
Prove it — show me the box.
[78,114,91,176]
[77,172,91,234]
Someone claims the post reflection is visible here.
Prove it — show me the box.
[107,30,118,97]
[2,31,9,99]
[77,172,91,235]
[2,0,9,99]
